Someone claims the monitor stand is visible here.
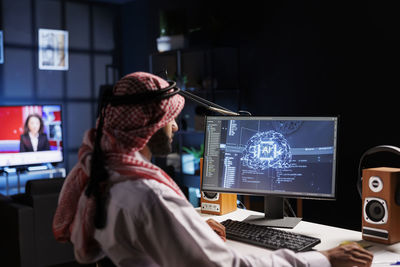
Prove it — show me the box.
[243,196,302,229]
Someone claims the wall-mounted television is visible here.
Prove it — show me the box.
[0,105,63,168]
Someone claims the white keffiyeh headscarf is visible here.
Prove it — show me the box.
[52,72,185,263]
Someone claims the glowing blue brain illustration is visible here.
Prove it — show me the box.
[241,130,291,170]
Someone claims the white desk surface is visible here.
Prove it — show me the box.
[197,208,400,266]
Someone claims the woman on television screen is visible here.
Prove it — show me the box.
[19,114,50,152]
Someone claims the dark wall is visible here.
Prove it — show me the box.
[120,0,155,74]
[236,1,400,231]
[121,0,400,230]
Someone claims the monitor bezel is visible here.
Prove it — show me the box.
[0,103,64,168]
[201,115,339,201]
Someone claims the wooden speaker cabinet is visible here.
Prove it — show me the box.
[362,167,400,244]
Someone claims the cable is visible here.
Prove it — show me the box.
[284,198,297,217]
[236,199,246,209]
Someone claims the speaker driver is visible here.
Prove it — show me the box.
[202,191,219,201]
[363,197,388,224]
[366,200,385,222]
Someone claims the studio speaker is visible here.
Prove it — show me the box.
[199,158,237,215]
[362,167,400,244]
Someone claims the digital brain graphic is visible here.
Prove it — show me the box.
[241,130,291,170]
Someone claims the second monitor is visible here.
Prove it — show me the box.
[201,116,338,228]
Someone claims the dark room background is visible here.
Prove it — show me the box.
[1,0,399,232]
[0,0,119,172]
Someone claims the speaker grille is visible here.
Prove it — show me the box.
[363,227,389,240]
[202,191,219,201]
[366,200,385,222]
[363,197,388,224]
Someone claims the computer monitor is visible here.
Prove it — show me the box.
[0,104,63,168]
[201,116,338,228]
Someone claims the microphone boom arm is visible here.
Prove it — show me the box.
[178,89,240,116]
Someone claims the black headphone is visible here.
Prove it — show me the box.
[357,145,400,205]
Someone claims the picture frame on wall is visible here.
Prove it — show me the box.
[38,29,68,70]
[0,30,4,64]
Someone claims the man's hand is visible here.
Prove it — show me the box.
[320,242,373,267]
[206,219,226,242]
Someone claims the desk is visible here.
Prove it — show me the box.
[0,167,66,195]
[197,208,400,266]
